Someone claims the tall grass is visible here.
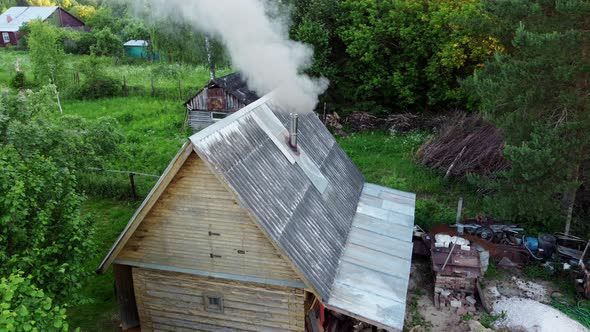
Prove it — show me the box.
[338,131,482,230]
[62,97,189,199]
[68,200,138,332]
[0,48,231,100]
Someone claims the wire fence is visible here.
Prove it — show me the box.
[80,168,162,201]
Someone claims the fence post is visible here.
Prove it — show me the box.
[129,172,137,200]
[123,75,128,97]
[178,79,182,102]
[151,77,155,97]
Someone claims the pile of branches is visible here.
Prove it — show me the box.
[333,111,449,134]
[415,114,509,178]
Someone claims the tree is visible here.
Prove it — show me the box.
[468,0,590,233]
[337,0,502,111]
[90,27,123,57]
[0,273,74,332]
[27,21,66,89]
[290,0,344,105]
[70,5,96,21]
[26,0,55,5]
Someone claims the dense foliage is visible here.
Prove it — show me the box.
[27,21,66,89]
[337,0,501,110]
[467,0,590,232]
[289,0,502,112]
[0,146,93,300]
[0,89,123,303]
[0,273,74,331]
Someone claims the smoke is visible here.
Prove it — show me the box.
[134,0,328,113]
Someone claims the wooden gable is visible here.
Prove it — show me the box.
[115,152,304,286]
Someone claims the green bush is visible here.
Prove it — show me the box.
[0,146,95,300]
[415,198,456,231]
[9,71,26,90]
[0,273,76,332]
[76,75,122,100]
[90,27,123,58]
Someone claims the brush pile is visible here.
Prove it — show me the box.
[415,114,509,178]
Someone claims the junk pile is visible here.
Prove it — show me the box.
[428,234,483,314]
[414,213,590,300]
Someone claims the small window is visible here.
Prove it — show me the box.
[2,33,10,43]
[211,112,228,121]
[204,294,224,313]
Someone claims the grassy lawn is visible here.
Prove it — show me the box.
[69,199,139,332]
[338,131,482,230]
[0,48,231,98]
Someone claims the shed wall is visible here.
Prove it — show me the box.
[133,267,305,331]
[186,88,246,112]
[116,152,303,285]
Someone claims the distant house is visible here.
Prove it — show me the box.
[98,92,415,332]
[124,40,158,60]
[184,72,259,131]
[0,6,85,47]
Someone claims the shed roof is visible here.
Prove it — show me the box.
[124,40,148,47]
[185,72,259,107]
[0,6,58,32]
[99,93,414,331]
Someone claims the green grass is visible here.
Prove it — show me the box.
[62,97,190,199]
[63,96,188,173]
[0,49,33,87]
[69,199,139,332]
[338,131,482,230]
[0,48,231,99]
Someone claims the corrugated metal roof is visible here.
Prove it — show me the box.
[327,183,415,331]
[0,7,58,32]
[124,40,148,47]
[190,94,365,300]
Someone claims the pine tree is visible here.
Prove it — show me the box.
[469,0,590,233]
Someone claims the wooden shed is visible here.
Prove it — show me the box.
[98,93,416,332]
[184,72,259,131]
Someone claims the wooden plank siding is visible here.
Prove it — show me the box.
[186,88,247,112]
[133,268,305,332]
[117,152,303,285]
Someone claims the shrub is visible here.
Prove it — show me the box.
[76,75,121,99]
[9,71,26,90]
[415,198,456,231]
[0,146,95,300]
[0,272,75,332]
[90,27,123,58]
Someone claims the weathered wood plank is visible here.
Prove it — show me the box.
[133,268,304,332]
[119,153,302,284]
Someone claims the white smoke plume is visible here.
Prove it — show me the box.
[134,0,328,113]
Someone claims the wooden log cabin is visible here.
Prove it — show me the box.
[98,93,416,332]
[184,73,259,131]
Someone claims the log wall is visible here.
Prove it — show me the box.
[133,268,305,332]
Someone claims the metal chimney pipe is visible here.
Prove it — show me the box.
[289,113,299,151]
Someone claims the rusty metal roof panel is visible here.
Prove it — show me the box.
[327,183,416,332]
[190,94,365,299]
